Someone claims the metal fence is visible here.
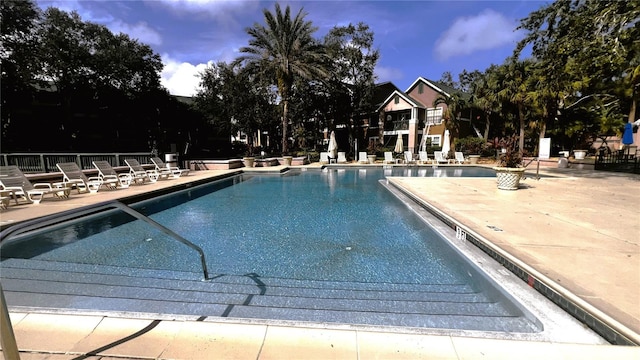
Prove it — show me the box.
[0,153,153,173]
[594,150,639,174]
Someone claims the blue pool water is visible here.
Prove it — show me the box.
[3,167,493,284]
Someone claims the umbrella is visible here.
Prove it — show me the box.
[441,130,451,157]
[327,131,338,159]
[394,135,404,153]
[622,122,634,145]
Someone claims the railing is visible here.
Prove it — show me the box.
[594,149,639,174]
[0,152,153,173]
[0,200,210,281]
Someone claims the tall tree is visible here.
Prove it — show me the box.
[496,59,534,157]
[433,92,467,146]
[461,68,500,140]
[323,22,379,154]
[195,62,277,155]
[516,0,640,133]
[0,0,42,148]
[236,3,328,154]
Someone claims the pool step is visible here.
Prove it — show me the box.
[1,259,538,332]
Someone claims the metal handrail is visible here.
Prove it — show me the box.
[0,200,210,280]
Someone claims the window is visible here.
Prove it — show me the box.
[428,135,441,146]
[418,83,424,94]
[394,95,399,104]
[426,107,443,125]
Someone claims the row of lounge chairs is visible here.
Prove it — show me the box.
[382,151,470,165]
[0,157,189,207]
[319,152,348,164]
[321,151,472,165]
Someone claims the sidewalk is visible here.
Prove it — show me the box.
[1,166,639,358]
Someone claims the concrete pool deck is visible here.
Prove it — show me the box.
[1,165,639,358]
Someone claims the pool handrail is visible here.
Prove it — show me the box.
[0,200,211,281]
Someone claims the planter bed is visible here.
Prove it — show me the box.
[255,158,279,167]
[189,159,243,170]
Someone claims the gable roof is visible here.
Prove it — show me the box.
[405,77,457,97]
[376,90,426,112]
[372,81,402,108]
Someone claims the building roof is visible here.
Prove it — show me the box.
[405,77,471,101]
[376,90,426,112]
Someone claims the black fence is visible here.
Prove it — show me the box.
[0,153,154,173]
[594,148,639,174]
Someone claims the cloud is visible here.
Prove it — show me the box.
[36,1,163,46]
[161,56,212,96]
[434,9,522,61]
[110,20,162,45]
[150,0,259,20]
[375,65,404,84]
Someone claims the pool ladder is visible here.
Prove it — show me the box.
[0,200,213,359]
[0,200,211,281]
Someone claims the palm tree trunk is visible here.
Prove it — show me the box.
[628,95,636,124]
[483,112,491,140]
[282,100,289,154]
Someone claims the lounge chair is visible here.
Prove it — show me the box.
[383,152,398,164]
[57,162,115,193]
[418,151,431,164]
[337,152,347,163]
[358,152,369,164]
[150,156,190,178]
[125,159,160,183]
[319,152,329,164]
[433,151,450,164]
[93,161,132,188]
[404,151,416,165]
[453,152,468,164]
[0,166,71,204]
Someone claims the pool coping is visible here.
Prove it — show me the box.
[385,176,639,346]
[2,164,640,358]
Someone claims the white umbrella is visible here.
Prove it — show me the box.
[394,135,404,153]
[441,130,451,158]
[327,131,338,159]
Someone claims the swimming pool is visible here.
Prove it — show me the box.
[0,167,605,341]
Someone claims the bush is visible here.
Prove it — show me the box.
[455,136,487,155]
[497,135,523,168]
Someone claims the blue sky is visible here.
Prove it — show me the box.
[35,0,549,96]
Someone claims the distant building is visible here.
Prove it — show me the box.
[373,77,475,154]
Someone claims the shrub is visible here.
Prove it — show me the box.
[455,136,486,155]
[497,135,523,168]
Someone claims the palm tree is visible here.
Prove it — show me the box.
[433,92,467,146]
[496,59,534,158]
[468,66,500,141]
[236,3,327,154]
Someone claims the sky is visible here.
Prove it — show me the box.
[35,0,550,97]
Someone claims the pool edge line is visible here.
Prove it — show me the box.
[384,177,639,346]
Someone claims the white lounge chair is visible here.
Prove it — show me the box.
[93,161,132,188]
[433,151,450,164]
[125,159,159,183]
[404,151,416,164]
[418,151,431,164]
[319,152,329,164]
[57,162,113,193]
[150,156,190,178]
[0,166,71,204]
[383,152,398,164]
[453,152,468,164]
[337,152,347,163]
[358,152,368,164]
